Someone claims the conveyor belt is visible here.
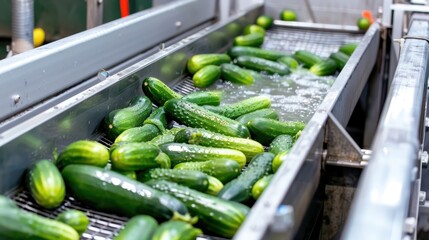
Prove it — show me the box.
[9,25,363,240]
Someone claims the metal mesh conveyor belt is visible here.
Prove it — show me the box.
[9,25,363,240]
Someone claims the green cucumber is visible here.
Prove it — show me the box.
[203,95,271,119]
[272,150,288,172]
[251,174,274,200]
[116,170,137,180]
[114,215,158,240]
[248,118,306,145]
[192,65,221,88]
[217,152,274,202]
[228,46,286,61]
[110,142,166,171]
[233,33,264,47]
[57,140,109,169]
[174,159,241,184]
[243,24,266,36]
[294,50,323,68]
[104,96,153,139]
[152,220,202,240]
[269,134,294,155]
[339,43,358,56]
[235,108,279,126]
[256,15,274,29]
[0,207,79,240]
[0,195,17,208]
[329,51,349,70]
[164,99,250,138]
[220,63,254,85]
[182,91,223,106]
[142,77,182,106]
[160,143,246,168]
[294,130,302,142]
[147,180,249,238]
[62,165,195,222]
[137,169,209,192]
[278,56,299,69]
[187,54,231,74]
[236,56,290,75]
[205,175,224,195]
[309,58,338,76]
[148,128,184,146]
[28,159,65,209]
[175,128,264,160]
[56,210,89,235]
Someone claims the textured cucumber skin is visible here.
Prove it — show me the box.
[294,50,323,68]
[329,52,349,70]
[164,99,250,138]
[228,46,286,61]
[220,63,254,85]
[309,59,338,76]
[61,165,193,222]
[187,54,231,74]
[182,91,222,106]
[339,43,358,56]
[192,65,221,88]
[0,195,17,208]
[152,220,202,240]
[243,24,266,36]
[233,33,264,47]
[217,152,274,202]
[148,128,184,146]
[147,180,249,238]
[110,142,162,171]
[142,77,183,106]
[205,175,224,195]
[203,96,271,119]
[174,159,241,184]
[277,56,299,69]
[272,150,289,172]
[56,210,89,235]
[235,108,279,126]
[251,174,274,200]
[236,56,290,75]
[256,15,274,29]
[269,134,294,155]
[57,140,109,169]
[28,159,65,209]
[248,118,306,145]
[114,215,158,240]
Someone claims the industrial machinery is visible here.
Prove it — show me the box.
[0,0,428,239]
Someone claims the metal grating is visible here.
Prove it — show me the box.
[8,25,363,240]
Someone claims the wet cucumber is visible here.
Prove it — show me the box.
[251,174,273,200]
[272,150,288,172]
[182,91,223,106]
[147,180,249,238]
[174,159,241,184]
[243,24,266,36]
[56,140,109,169]
[142,77,182,106]
[187,54,231,74]
[309,58,338,76]
[236,56,290,75]
[148,128,185,146]
[248,118,306,145]
[235,108,279,126]
[203,96,271,119]
[205,175,224,195]
[339,43,358,56]
[110,142,167,171]
[28,160,65,209]
[137,169,209,192]
[294,50,323,68]
[217,152,274,202]
[164,99,250,138]
[228,46,286,61]
[233,33,264,47]
[174,128,264,161]
[160,143,246,168]
[278,56,299,69]
[114,215,158,240]
[269,134,294,155]
[56,210,89,235]
[152,220,202,240]
[329,51,349,70]
[0,195,17,208]
[192,65,221,88]
[62,165,195,222]
[220,63,254,85]
[256,15,274,29]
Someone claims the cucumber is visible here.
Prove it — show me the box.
[114,107,167,143]
[147,180,249,238]
[272,150,288,172]
[164,99,250,138]
[110,142,167,171]
[251,174,274,200]
[114,215,158,240]
[56,210,89,235]
[269,134,294,155]
[294,130,302,142]
[309,58,338,76]
[0,195,17,208]
[278,56,299,69]
[192,65,221,88]
[256,15,274,29]
[203,96,271,119]
[61,165,195,222]
[182,91,223,106]
[248,118,306,145]
[243,24,266,36]
[174,159,241,184]
[28,159,65,209]
[329,51,349,70]
[233,33,264,47]
[339,43,358,56]
[187,54,231,74]
[148,128,185,146]
[235,108,279,126]
[228,46,286,61]
[56,140,109,169]
[152,220,202,240]
[142,77,182,106]
[236,56,290,75]
[205,175,224,195]
[116,170,137,180]
[0,207,79,240]
[294,50,323,68]
[137,169,209,192]
[104,96,153,139]
[217,152,274,202]
[220,63,254,85]
[174,128,264,161]
[160,143,247,168]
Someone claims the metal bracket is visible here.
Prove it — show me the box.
[324,113,368,168]
[87,0,104,29]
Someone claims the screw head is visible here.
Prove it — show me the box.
[11,94,20,104]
